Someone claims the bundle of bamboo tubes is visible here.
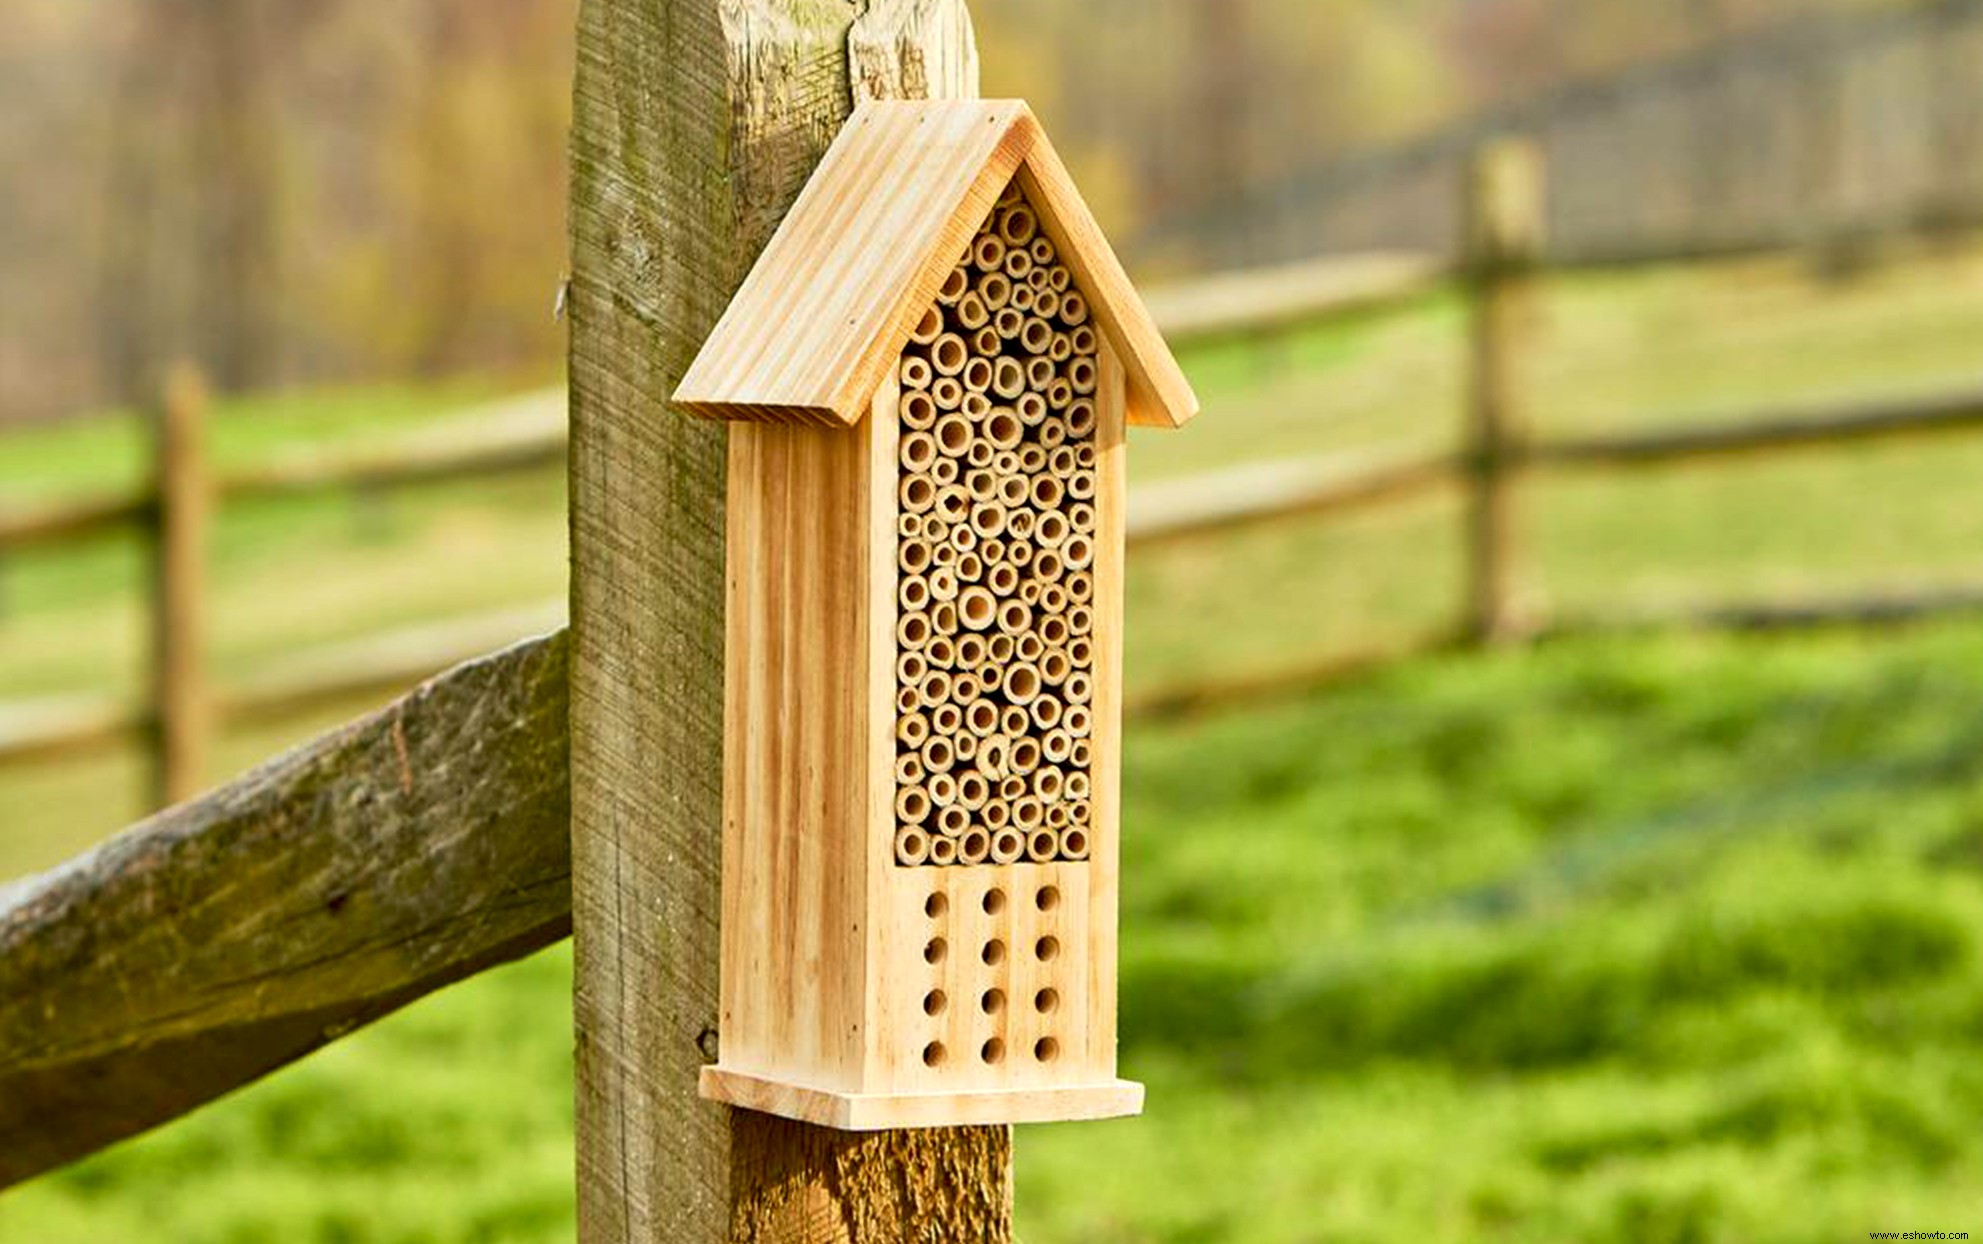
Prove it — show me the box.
[893,181,1098,868]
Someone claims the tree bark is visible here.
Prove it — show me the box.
[566,1,1009,1241]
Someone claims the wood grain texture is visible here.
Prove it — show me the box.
[568,1,1009,1240]
[149,365,209,808]
[674,101,1198,431]
[0,634,571,1190]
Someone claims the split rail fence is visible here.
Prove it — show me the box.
[8,142,1983,792]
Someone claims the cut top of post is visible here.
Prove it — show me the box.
[672,99,1198,431]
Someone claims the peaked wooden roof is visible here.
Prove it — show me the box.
[672,100,1198,430]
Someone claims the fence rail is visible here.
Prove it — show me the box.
[8,141,1983,780]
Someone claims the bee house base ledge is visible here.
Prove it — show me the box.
[700,1066,1144,1131]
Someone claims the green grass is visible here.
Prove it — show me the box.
[8,241,1983,1238]
[8,617,1983,1241]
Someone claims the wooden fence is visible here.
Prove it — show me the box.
[8,2,1983,1238]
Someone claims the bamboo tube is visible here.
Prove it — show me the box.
[1064,671,1092,704]
[896,784,933,823]
[903,390,938,431]
[1070,739,1092,769]
[1062,533,1094,571]
[958,771,990,811]
[1010,737,1041,774]
[894,752,924,786]
[977,735,1009,780]
[961,356,993,394]
[959,827,991,864]
[1030,513,1065,551]
[1047,446,1076,478]
[994,709,1024,744]
[924,634,954,672]
[924,730,955,777]
[1027,235,1054,265]
[998,204,1037,246]
[1019,444,1048,473]
[971,233,1005,272]
[956,633,988,668]
[1016,393,1047,426]
[1075,442,1097,470]
[1002,247,1034,281]
[1025,357,1055,390]
[896,710,930,748]
[1065,771,1091,802]
[983,799,1011,831]
[990,828,1025,865]
[999,774,1027,801]
[953,731,978,764]
[929,565,959,603]
[1033,768,1063,803]
[920,668,952,705]
[965,698,1000,738]
[1010,798,1044,835]
[1068,469,1095,503]
[901,430,939,473]
[961,390,991,420]
[927,771,958,808]
[1058,826,1089,861]
[1063,706,1091,742]
[996,598,1032,636]
[1026,828,1058,864]
[963,470,994,505]
[900,576,932,612]
[993,449,1022,476]
[959,587,996,631]
[1047,377,1073,407]
[929,835,958,866]
[930,600,959,635]
[984,407,1022,450]
[1045,802,1070,830]
[997,180,1022,209]
[967,440,994,469]
[989,633,1016,663]
[994,306,1025,341]
[1048,334,1072,365]
[1041,729,1072,764]
[972,326,1001,357]
[1020,317,1053,355]
[1031,475,1066,512]
[896,827,931,867]
[930,702,963,739]
[932,376,964,411]
[896,683,922,715]
[1006,539,1033,569]
[1027,266,1053,292]
[979,271,1012,309]
[932,416,971,454]
[1068,501,1096,532]
[1038,420,1066,450]
[1070,323,1096,353]
[978,660,1001,688]
[931,457,959,486]
[1039,647,1071,684]
[908,304,943,345]
[1000,662,1040,704]
[971,503,1007,539]
[1015,632,1044,663]
[1066,397,1096,438]
[898,512,924,540]
[1033,548,1064,583]
[1068,633,1092,665]
[1059,291,1089,326]
[899,474,936,515]
[1066,355,1098,395]
[1033,288,1060,320]
[901,355,935,390]
[952,671,980,702]
[1030,695,1063,731]
[1010,285,1036,314]
[954,553,981,585]
[923,517,949,546]
[899,537,934,575]
[987,563,1019,597]
[1006,508,1035,539]
[937,265,969,304]
[934,484,970,523]
[1038,583,1068,615]
[942,808,973,841]
[956,290,989,330]
[897,651,928,685]
[1066,570,1092,604]
[992,357,1025,398]
[896,607,932,649]
[1019,581,1041,605]
[950,530,977,563]
[932,333,968,376]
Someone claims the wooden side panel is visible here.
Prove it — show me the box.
[1014,140,1200,430]
[1086,342,1128,1074]
[720,414,879,1091]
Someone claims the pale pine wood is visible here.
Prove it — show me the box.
[1463,138,1544,646]
[569,1,1010,1240]
[150,365,208,808]
[0,635,572,1190]
[673,101,1198,431]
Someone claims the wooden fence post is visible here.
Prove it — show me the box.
[1462,138,1543,645]
[566,2,1010,1242]
[149,364,209,807]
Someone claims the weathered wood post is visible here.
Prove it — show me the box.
[148,364,209,807]
[1461,138,1542,646]
[566,1,1011,1240]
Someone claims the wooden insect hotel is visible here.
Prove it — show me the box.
[673,99,1197,1130]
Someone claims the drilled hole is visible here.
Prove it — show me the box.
[924,989,947,1016]
[924,937,947,965]
[925,892,947,919]
[982,888,1006,915]
[1035,987,1060,1014]
[1035,936,1060,962]
[1036,886,1061,912]
[923,1041,947,1067]
[981,1038,1006,1065]
[1033,1037,1059,1063]
[981,988,1006,1015]
[982,939,1007,966]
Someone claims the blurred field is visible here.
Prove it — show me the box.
[6,243,1983,1239]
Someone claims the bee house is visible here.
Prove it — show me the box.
[673,99,1197,1130]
